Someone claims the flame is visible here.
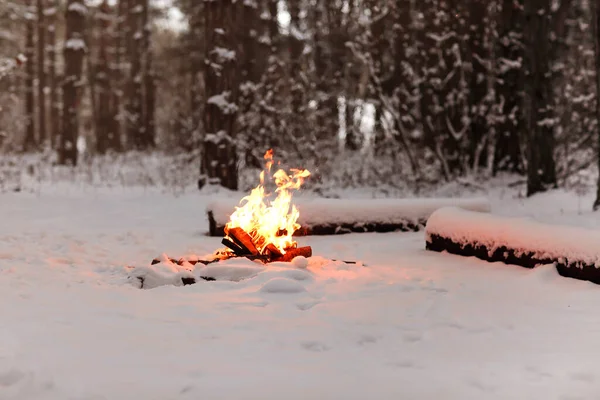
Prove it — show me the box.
[225,150,310,254]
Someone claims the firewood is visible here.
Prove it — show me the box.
[221,238,247,256]
[226,227,259,255]
[264,242,283,258]
[271,246,312,262]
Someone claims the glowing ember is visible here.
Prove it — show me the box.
[225,149,310,254]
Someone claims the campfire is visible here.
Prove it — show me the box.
[218,149,312,263]
[137,150,316,288]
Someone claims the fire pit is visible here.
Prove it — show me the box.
[131,149,318,289]
[217,149,312,263]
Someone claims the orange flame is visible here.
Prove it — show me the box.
[225,149,310,254]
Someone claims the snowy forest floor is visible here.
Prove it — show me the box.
[2,158,600,399]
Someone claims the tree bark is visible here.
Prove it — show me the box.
[467,0,490,169]
[37,0,46,147]
[200,0,240,191]
[59,0,86,166]
[524,0,557,196]
[494,0,525,175]
[126,0,144,149]
[188,1,204,151]
[142,0,155,148]
[95,0,112,154]
[23,0,36,151]
[47,0,59,149]
[593,0,600,210]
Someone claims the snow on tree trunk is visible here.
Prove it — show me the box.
[144,48,155,149]
[59,0,86,166]
[524,0,557,196]
[593,0,600,210]
[142,0,155,148]
[37,0,46,147]
[23,0,36,151]
[494,0,525,174]
[46,0,60,149]
[95,0,112,154]
[200,0,240,191]
[126,0,144,150]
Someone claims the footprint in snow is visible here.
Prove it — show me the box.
[260,278,306,294]
[569,372,595,383]
[0,369,25,387]
[401,331,423,343]
[387,360,421,369]
[357,334,379,345]
[301,341,331,352]
[296,300,320,311]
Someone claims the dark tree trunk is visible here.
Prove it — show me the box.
[468,0,490,169]
[200,0,240,190]
[494,0,524,174]
[23,1,36,151]
[47,0,59,149]
[288,0,303,118]
[37,0,46,147]
[110,0,127,152]
[189,1,204,150]
[593,0,600,210]
[141,0,154,148]
[96,0,112,154]
[126,0,144,149]
[524,0,557,196]
[59,0,86,166]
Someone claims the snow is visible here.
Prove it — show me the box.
[426,207,600,266]
[67,1,87,16]
[206,92,238,114]
[260,277,307,293]
[64,38,85,51]
[208,197,491,230]
[2,185,600,399]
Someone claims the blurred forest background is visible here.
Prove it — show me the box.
[1,0,599,203]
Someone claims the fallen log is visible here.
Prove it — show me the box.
[425,207,600,285]
[207,197,491,236]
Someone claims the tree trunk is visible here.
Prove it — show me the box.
[593,0,600,210]
[47,0,59,149]
[110,0,127,152]
[189,1,204,150]
[37,0,46,147]
[23,0,36,151]
[126,0,144,149]
[59,0,86,166]
[494,0,524,174]
[96,0,112,154]
[468,0,490,169]
[524,0,557,196]
[200,0,240,190]
[141,0,154,148]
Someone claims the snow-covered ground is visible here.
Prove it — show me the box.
[2,182,600,400]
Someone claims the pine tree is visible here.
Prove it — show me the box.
[524,0,557,196]
[59,0,86,166]
[200,0,240,190]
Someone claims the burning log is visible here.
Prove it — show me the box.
[271,246,312,262]
[225,226,259,255]
[207,198,491,236]
[425,207,600,286]
[220,225,311,263]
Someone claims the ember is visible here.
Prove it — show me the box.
[220,149,312,263]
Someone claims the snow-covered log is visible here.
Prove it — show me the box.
[425,207,600,285]
[207,197,491,236]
